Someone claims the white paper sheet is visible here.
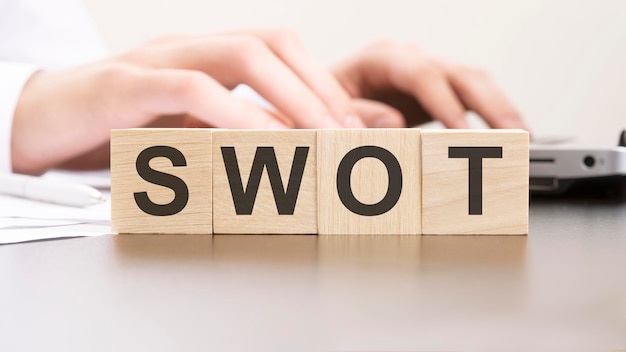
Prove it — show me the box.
[0,170,111,244]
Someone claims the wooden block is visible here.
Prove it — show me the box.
[317,129,421,235]
[212,130,317,234]
[421,129,529,235]
[111,129,213,234]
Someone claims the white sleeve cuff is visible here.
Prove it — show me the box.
[0,61,40,173]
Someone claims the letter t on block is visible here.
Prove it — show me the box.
[421,129,529,235]
[111,129,213,234]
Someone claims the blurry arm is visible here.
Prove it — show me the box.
[11,30,363,174]
[0,0,107,173]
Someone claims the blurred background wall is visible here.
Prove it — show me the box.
[83,0,626,144]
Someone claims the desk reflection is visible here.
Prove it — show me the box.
[112,234,526,272]
[113,234,527,315]
[111,234,535,349]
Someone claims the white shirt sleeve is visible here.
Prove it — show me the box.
[0,62,38,173]
[0,0,107,173]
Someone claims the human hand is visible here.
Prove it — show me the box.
[332,40,530,130]
[12,29,363,174]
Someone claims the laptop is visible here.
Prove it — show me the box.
[529,130,626,196]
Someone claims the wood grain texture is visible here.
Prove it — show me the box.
[317,129,421,235]
[212,130,317,234]
[421,129,529,235]
[111,129,213,234]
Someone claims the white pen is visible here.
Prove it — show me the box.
[0,173,106,207]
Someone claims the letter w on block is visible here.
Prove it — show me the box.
[221,146,309,215]
[213,130,317,234]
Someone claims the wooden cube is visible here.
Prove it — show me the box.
[212,130,317,234]
[421,129,529,235]
[111,129,213,234]
[317,129,421,235]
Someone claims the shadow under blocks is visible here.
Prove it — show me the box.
[110,128,529,235]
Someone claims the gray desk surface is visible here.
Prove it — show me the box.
[1,198,625,351]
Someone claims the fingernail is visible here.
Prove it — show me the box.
[501,115,530,130]
[322,114,343,129]
[453,118,470,129]
[344,114,366,128]
[267,119,289,130]
[372,117,392,128]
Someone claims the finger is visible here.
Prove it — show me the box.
[335,42,470,129]
[390,51,469,128]
[229,28,364,127]
[221,36,342,128]
[351,98,405,128]
[121,67,290,130]
[444,65,530,130]
[183,115,215,128]
[127,35,346,129]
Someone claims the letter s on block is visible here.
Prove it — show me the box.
[134,146,190,216]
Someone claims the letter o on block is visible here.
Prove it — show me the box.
[317,129,421,235]
[336,146,402,216]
